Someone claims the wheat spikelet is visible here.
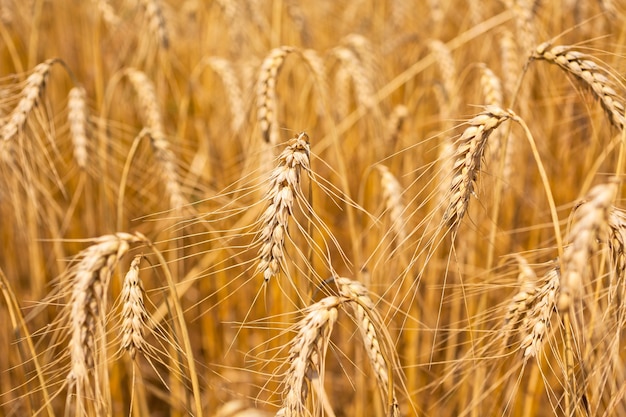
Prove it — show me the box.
[67,86,89,170]
[336,277,400,416]
[377,165,407,243]
[275,296,340,417]
[139,0,169,49]
[67,233,145,405]
[1,59,56,142]
[126,68,186,209]
[120,255,147,359]
[558,182,617,312]
[205,57,246,133]
[443,106,512,231]
[519,266,561,358]
[531,43,626,130]
[256,46,296,144]
[256,132,310,283]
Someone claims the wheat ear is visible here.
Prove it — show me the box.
[140,0,169,49]
[519,266,561,358]
[443,106,512,231]
[336,277,400,416]
[276,296,340,417]
[1,59,56,142]
[377,165,407,244]
[257,132,310,283]
[67,86,89,170]
[558,182,617,312]
[531,43,626,130]
[126,68,186,209]
[67,233,145,407]
[120,255,148,359]
[256,46,296,144]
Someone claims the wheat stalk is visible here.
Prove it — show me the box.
[257,132,310,283]
[531,43,626,130]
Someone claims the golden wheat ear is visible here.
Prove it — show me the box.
[531,43,626,130]
[256,132,310,283]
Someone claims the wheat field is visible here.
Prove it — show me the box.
[1,1,626,416]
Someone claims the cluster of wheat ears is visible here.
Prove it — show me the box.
[1,1,626,416]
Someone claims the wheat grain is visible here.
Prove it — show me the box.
[256,132,310,283]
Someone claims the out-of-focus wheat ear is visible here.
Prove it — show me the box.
[558,182,617,313]
[499,29,521,100]
[275,296,340,417]
[336,277,401,416]
[285,0,311,46]
[331,46,377,111]
[93,0,121,27]
[205,57,246,134]
[256,132,310,283]
[256,46,296,145]
[428,39,457,108]
[385,104,408,147]
[478,64,505,164]
[120,255,147,359]
[67,233,146,410]
[139,0,169,49]
[502,255,538,348]
[125,68,186,209]
[505,0,537,53]
[427,0,444,27]
[608,207,626,284]
[300,48,329,118]
[520,265,560,358]
[377,165,407,244]
[1,59,56,142]
[531,43,626,130]
[443,106,512,231]
[67,86,90,170]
